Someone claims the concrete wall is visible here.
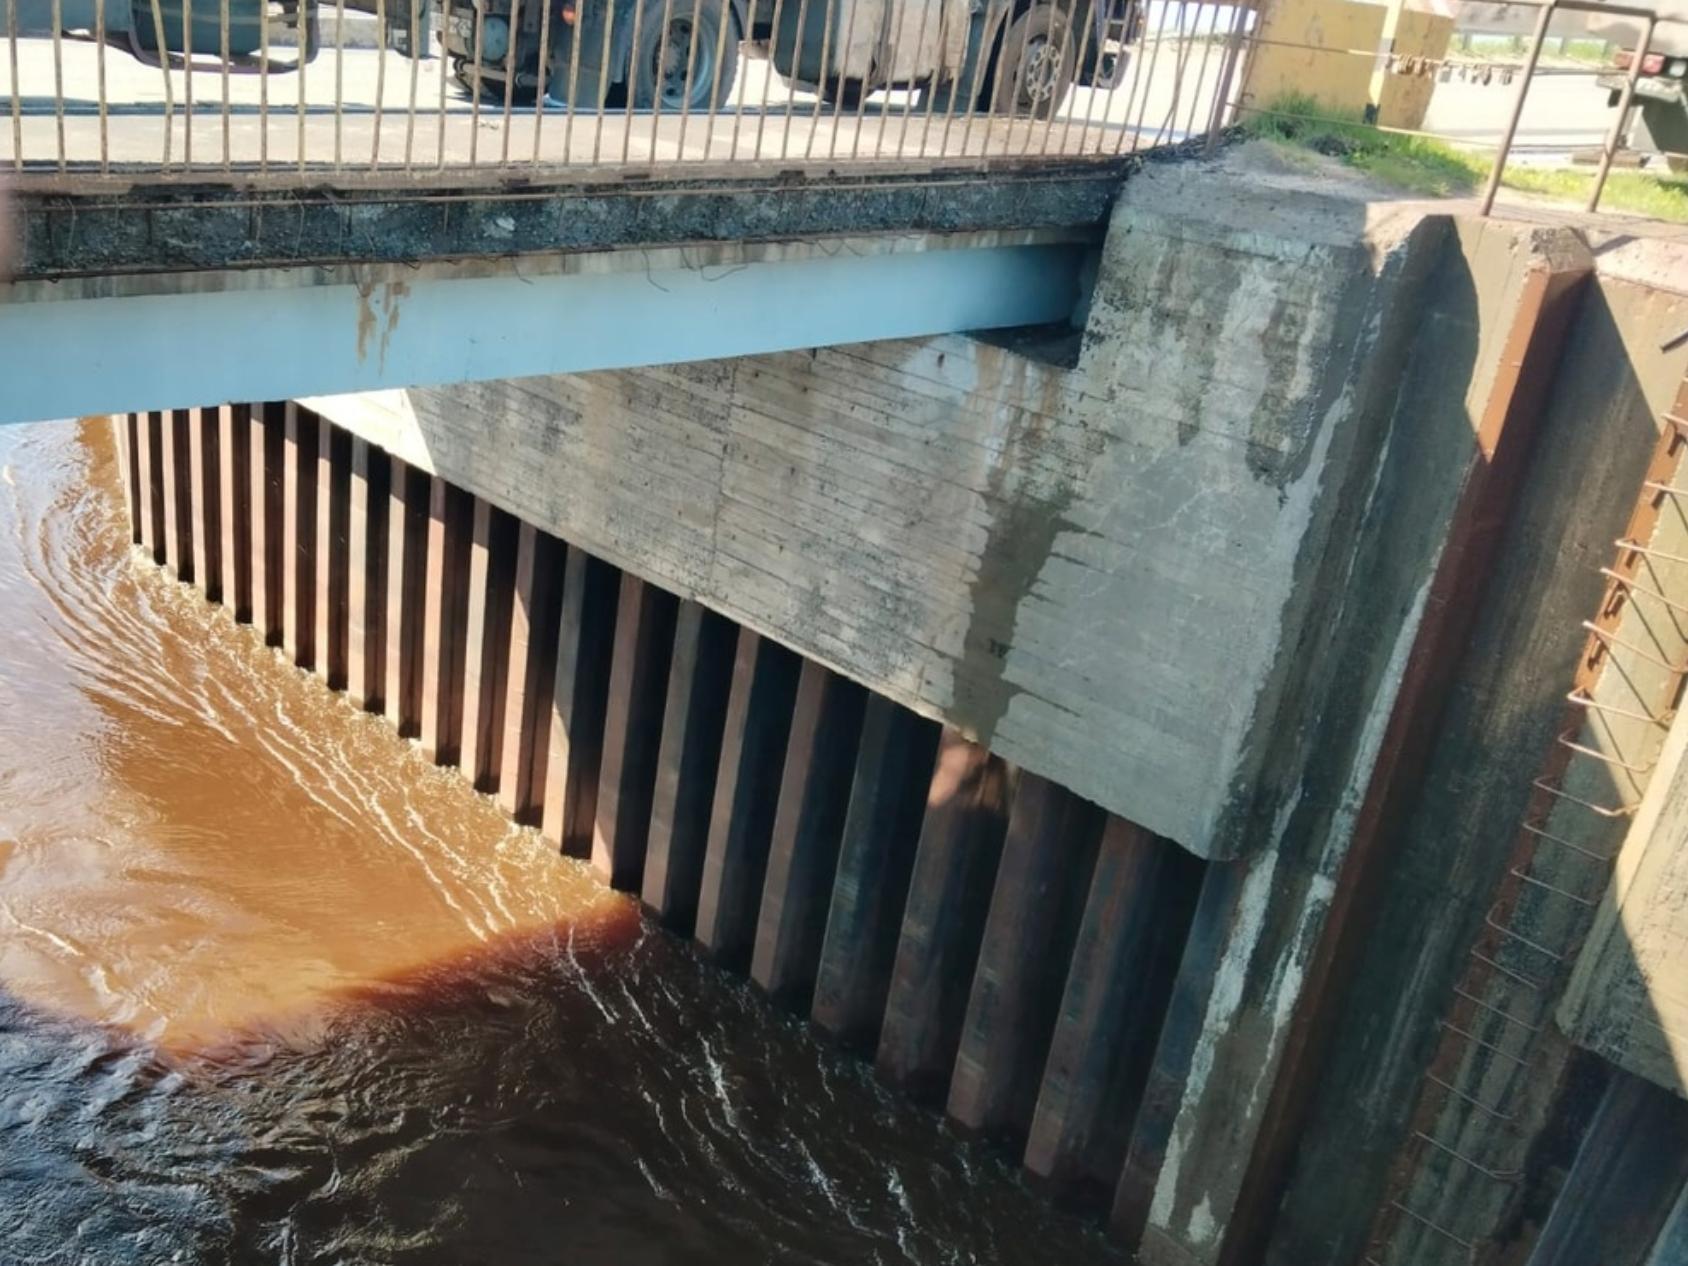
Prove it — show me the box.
[310,151,1440,863]
[1262,243,1688,1266]
[1563,704,1688,1099]
[302,151,1688,1266]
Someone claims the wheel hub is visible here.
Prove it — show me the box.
[1021,34,1058,103]
[660,19,699,103]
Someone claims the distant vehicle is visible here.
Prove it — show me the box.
[1598,46,1688,170]
[10,0,320,65]
[1590,2,1688,171]
[436,0,1143,117]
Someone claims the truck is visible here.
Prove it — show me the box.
[1591,1,1688,171]
[9,0,318,66]
[437,0,1143,118]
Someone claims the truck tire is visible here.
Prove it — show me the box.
[820,79,865,109]
[630,0,739,111]
[1633,98,1688,174]
[986,2,1075,119]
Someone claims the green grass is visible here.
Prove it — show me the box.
[1242,92,1688,223]
[1448,32,1615,66]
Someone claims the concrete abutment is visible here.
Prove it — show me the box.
[109,151,1688,1266]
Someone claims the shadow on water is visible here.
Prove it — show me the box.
[0,911,1127,1265]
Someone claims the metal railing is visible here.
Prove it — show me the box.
[1477,0,1678,213]
[1228,0,1688,216]
[0,0,1679,216]
[0,0,1253,179]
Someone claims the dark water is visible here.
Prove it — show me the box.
[0,419,1118,1266]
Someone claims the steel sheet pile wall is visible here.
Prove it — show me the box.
[115,401,1209,1230]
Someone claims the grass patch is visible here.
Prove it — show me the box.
[1449,32,1615,66]
[1242,92,1688,222]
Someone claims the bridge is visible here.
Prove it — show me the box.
[8,1,1688,1265]
[3,0,1241,420]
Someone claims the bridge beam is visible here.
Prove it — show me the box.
[0,233,1089,426]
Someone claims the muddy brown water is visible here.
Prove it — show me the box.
[0,418,1119,1266]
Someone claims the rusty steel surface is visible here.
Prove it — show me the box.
[1365,366,1688,1266]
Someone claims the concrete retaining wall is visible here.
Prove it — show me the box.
[235,152,1688,1266]
[307,152,1442,863]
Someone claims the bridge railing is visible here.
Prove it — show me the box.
[0,0,1677,220]
[1,0,1251,178]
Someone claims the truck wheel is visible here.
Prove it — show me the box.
[631,0,739,111]
[820,79,865,109]
[1078,37,1126,88]
[1633,98,1688,175]
[986,2,1075,119]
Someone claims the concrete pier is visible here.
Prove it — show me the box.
[460,499,516,793]
[251,405,284,646]
[876,731,1015,1104]
[1023,818,1204,1205]
[497,526,561,822]
[216,406,251,622]
[947,775,1106,1149]
[160,408,191,585]
[592,575,679,891]
[346,438,387,711]
[539,549,618,857]
[138,412,162,564]
[694,632,802,972]
[188,407,219,605]
[314,422,351,691]
[419,477,471,765]
[385,459,429,739]
[281,404,316,670]
[640,600,738,932]
[750,662,868,1009]
[117,413,141,547]
[810,697,940,1053]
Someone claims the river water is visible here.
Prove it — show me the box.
[0,418,1117,1266]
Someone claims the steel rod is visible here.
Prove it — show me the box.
[648,0,679,156]
[334,0,346,166]
[370,0,388,167]
[405,0,421,168]
[800,0,836,157]
[500,0,523,163]
[50,0,65,172]
[697,0,733,158]
[592,0,619,161]
[674,0,708,155]
[753,0,788,158]
[6,0,20,172]
[1587,15,1653,211]
[826,0,862,159]
[149,0,174,168]
[1479,0,1555,216]
[100,0,111,171]
[778,0,814,156]
[293,0,305,172]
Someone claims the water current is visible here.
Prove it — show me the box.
[0,418,1119,1266]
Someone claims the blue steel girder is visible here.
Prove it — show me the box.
[0,234,1088,425]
